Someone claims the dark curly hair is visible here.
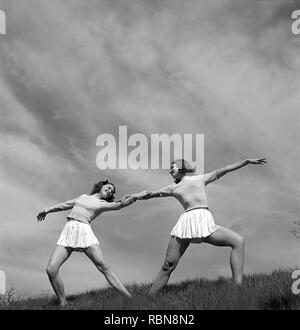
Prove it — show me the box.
[90,179,116,202]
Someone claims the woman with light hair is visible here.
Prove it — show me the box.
[37,180,147,307]
[138,158,267,295]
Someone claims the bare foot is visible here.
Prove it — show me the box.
[57,300,68,308]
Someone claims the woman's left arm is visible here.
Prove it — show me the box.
[203,158,267,185]
[134,185,174,200]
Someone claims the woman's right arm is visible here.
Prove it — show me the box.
[45,199,77,213]
[100,191,149,211]
[99,191,152,212]
[37,198,77,222]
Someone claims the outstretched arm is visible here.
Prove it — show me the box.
[100,191,150,211]
[37,198,77,222]
[204,158,267,185]
[135,185,174,200]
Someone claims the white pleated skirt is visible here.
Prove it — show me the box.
[170,208,220,243]
[57,220,99,249]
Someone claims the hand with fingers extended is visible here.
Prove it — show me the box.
[37,210,47,222]
[247,158,267,165]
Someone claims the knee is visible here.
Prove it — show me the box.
[234,235,245,249]
[161,259,177,273]
[97,262,110,273]
[46,265,58,278]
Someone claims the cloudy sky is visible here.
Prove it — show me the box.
[0,0,299,298]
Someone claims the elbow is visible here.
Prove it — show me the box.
[215,169,227,179]
[216,170,224,178]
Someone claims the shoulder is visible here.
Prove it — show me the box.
[76,194,99,203]
[77,194,89,200]
[161,183,176,194]
[98,200,121,211]
[164,183,176,191]
[98,199,115,207]
[187,174,205,181]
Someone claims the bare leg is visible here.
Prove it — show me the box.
[84,244,131,298]
[149,236,190,296]
[46,245,73,306]
[203,226,245,284]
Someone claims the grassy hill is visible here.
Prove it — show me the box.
[1,269,299,310]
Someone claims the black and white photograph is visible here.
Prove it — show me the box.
[0,0,299,316]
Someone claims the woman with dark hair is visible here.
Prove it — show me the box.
[37,180,147,307]
[137,158,267,295]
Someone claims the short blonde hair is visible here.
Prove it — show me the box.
[171,159,196,173]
